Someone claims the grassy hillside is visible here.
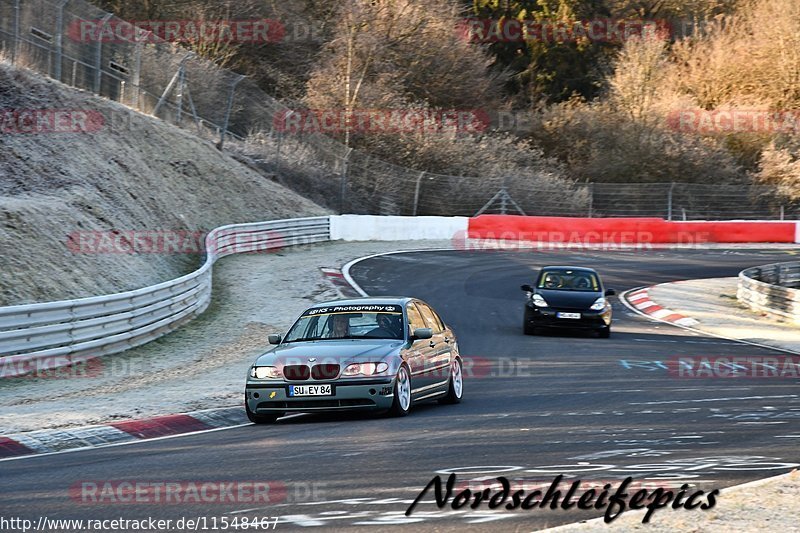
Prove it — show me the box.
[0,60,328,305]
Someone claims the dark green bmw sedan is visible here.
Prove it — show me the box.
[245,297,463,423]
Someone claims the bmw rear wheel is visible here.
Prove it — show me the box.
[439,358,463,404]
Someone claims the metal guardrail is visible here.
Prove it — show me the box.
[0,216,330,378]
[738,262,800,322]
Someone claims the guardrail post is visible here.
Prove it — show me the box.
[218,74,245,150]
[153,53,193,119]
[11,0,19,64]
[340,147,353,214]
[176,61,186,125]
[667,182,675,221]
[53,0,68,81]
[276,110,295,168]
[412,171,425,216]
[94,13,114,94]
[131,30,147,110]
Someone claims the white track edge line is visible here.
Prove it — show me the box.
[341,247,455,297]
[0,413,307,463]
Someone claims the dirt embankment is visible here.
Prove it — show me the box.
[0,59,328,305]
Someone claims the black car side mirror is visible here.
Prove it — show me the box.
[412,328,433,340]
[268,334,282,345]
[521,284,534,292]
[605,288,616,297]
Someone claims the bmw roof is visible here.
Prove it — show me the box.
[307,297,416,308]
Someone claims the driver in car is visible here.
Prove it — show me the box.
[543,274,561,289]
[366,313,401,338]
[327,314,351,338]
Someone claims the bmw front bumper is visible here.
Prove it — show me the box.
[245,378,396,413]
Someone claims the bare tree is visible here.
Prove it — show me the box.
[608,36,669,121]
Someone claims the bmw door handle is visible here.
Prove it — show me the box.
[444,337,451,344]
[429,340,437,348]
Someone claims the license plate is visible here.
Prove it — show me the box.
[557,312,581,319]
[288,384,333,397]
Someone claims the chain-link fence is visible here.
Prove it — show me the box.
[1,0,796,219]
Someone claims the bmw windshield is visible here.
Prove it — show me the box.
[284,304,405,342]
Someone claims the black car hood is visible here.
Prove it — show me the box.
[536,289,601,308]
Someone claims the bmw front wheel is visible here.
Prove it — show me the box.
[389,365,412,417]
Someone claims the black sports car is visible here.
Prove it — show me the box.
[521,266,615,338]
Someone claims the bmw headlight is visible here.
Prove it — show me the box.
[590,297,607,311]
[250,366,280,379]
[532,294,548,308]
[342,362,389,377]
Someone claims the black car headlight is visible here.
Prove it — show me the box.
[532,294,548,307]
[590,297,607,311]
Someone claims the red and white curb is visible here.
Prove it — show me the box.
[0,407,248,460]
[320,267,361,298]
[625,287,699,327]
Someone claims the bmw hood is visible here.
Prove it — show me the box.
[253,339,404,368]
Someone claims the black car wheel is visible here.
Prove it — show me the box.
[598,325,611,339]
[439,358,463,405]
[523,309,537,335]
[245,400,282,424]
[389,365,412,417]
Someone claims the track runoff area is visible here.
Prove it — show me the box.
[1,215,799,532]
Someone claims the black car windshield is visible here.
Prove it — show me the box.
[284,304,405,342]
[537,270,600,292]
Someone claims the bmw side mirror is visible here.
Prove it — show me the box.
[605,289,616,297]
[412,328,433,340]
[521,284,534,292]
[268,334,282,345]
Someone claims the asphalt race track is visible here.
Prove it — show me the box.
[2,248,800,532]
